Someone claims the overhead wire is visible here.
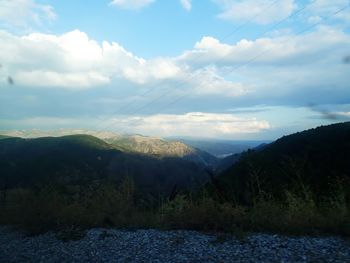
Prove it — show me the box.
[91,0,283,131]
[96,2,348,134]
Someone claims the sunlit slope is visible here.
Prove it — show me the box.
[106,135,219,168]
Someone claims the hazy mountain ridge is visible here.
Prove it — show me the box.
[0,129,121,140]
[169,138,269,158]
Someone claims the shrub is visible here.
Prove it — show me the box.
[1,175,350,237]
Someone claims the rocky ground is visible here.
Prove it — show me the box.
[0,227,349,263]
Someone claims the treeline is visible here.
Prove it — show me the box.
[1,176,349,237]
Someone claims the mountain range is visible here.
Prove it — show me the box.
[2,122,349,201]
[0,134,209,195]
[0,130,220,167]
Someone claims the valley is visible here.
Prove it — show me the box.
[1,1,349,261]
[0,122,349,238]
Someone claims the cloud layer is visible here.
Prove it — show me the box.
[0,113,270,138]
[2,25,349,95]
[1,0,350,139]
[110,0,155,10]
[0,0,56,28]
[0,30,182,88]
[212,0,296,24]
[110,0,192,11]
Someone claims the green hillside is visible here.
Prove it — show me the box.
[0,135,13,140]
[217,122,350,204]
[1,130,219,168]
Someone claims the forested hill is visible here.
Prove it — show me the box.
[0,130,219,168]
[217,122,350,203]
[0,135,208,194]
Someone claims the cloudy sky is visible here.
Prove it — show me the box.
[0,0,349,139]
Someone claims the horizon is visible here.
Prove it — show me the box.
[1,120,348,142]
[0,127,273,141]
[1,0,350,140]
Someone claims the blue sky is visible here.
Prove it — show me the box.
[0,0,349,139]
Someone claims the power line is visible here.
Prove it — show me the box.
[104,0,319,132]
[150,4,349,115]
[100,2,348,135]
[92,0,282,131]
[150,4,349,114]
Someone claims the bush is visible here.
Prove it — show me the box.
[1,176,349,237]
[160,193,247,232]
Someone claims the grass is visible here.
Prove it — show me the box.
[0,177,349,238]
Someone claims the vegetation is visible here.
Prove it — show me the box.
[0,177,349,237]
[218,122,350,204]
[0,135,208,193]
[0,122,350,237]
[0,135,12,140]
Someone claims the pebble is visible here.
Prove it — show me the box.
[0,227,349,263]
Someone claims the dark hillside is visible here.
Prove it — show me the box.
[218,122,350,203]
[0,135,13,140]
[0,135,208,195]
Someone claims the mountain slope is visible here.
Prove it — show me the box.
[0,135,208,194]
[105,135,194,156]
[217,122,350,203]
[105,135,219,168]
[0,130,219,168]
[0,135,12,140]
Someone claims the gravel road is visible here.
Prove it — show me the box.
[0,227,349,263]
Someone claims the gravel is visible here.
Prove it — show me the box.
[0,227,349,263]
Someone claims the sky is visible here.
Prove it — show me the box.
[0,0,349,140]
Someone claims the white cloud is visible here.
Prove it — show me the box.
[122,58,181,84]
[14,71,110,89]
[0,0,56,28]
[0,25,349,107]
[110,0,155,10]
[180,27,350,66]
[213,0,296,25]
[307,0,350,22]
[180,0,192,11]
[187,67,251,97]
[0,30,181,88]
[338,111,350,117]
[173,26,350,108]
[110,0,192,11]
[125,112,270,137]
[308,16,322,24]
[0,29,247,93]
[0,113,270,138]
